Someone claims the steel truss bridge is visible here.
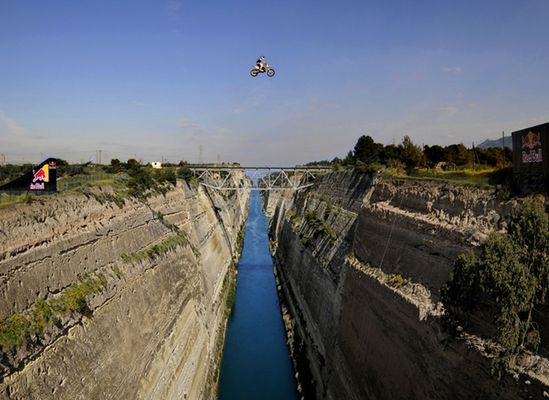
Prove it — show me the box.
[189,165,331,191]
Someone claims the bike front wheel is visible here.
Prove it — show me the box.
[267,69,275,77]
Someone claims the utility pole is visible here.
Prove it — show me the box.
[0,153,5,165]
[198,144,203,165]
[472,141,479,170]
[502,131,505,150]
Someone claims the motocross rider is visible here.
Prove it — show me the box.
[256,56,266,72]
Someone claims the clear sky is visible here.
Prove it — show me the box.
[1,0,548,164]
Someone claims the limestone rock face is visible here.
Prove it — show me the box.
[266,171,549,400]
[0,180,248,400]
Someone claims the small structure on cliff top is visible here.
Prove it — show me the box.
[513,122,549,193]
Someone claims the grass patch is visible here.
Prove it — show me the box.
[0,192,34,208]
[323,201,333,220]
[120,232,189,264]
[93,178,115,185]
[225,271,237,318]
[236,223,246,256]
[88,191,126,208]
[407,167,499,186]
[58,170,129,193]
[60,171,132,206]
[111,265,123,279]
[287,210,302,233]
[386,273,406,288]
[0,274,107,351]
[155,211,180,232]
[304,210,336,240]
[287,208,336,246]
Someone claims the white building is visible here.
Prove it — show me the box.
[151,162,162,169]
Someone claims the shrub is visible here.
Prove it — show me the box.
[387,274,406,288]
[304,210,336,240]
[29,300,55,333]
[177,163,193,182]
[0,275,106,351]
[324,201,333,220]
[0,164,33,184]
[121,232,189,264]
[154,168,177,186]
[127,166,155,197]
[0,314,30,350]
[236,224,246,255]
[104,158,123,173]
[287,210,302,232]
[442,198,549,365]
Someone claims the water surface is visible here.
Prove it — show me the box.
[218,191,298,400]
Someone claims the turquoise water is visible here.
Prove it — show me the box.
[218,191,298,400]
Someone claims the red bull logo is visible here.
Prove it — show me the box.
[522,131,542,150]
[30,164,49,190]
[521,131,543,163]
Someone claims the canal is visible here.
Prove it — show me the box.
[218,191,298,400]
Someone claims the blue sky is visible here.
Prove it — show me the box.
[1,0,548,164]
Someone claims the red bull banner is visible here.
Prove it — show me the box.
[0,158,57,193]
[521,131,543,163]
[30,164,49,190]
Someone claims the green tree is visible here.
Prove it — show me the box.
[106,158,123,173]
[399,135,424,169]
[126,158,140,168]
[444,144,472,166]
[353,135,382,164]
[442,198,549,365]
[424,145,445,166]
[379,144,401,164]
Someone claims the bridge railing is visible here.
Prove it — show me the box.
[189,166,331,191]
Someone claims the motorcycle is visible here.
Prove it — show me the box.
[250,63,275,77]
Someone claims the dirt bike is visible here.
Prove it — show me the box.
[250,63,275,77]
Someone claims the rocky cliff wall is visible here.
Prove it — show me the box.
[266,171,549,399]
[0,178,248,399]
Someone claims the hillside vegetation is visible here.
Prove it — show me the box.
[308,134,513,188]
[442,197,549,370]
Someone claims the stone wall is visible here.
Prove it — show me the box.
[0,179,248,400]
[266,171,549,399]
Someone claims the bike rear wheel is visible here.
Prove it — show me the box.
[250,69,259,77]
